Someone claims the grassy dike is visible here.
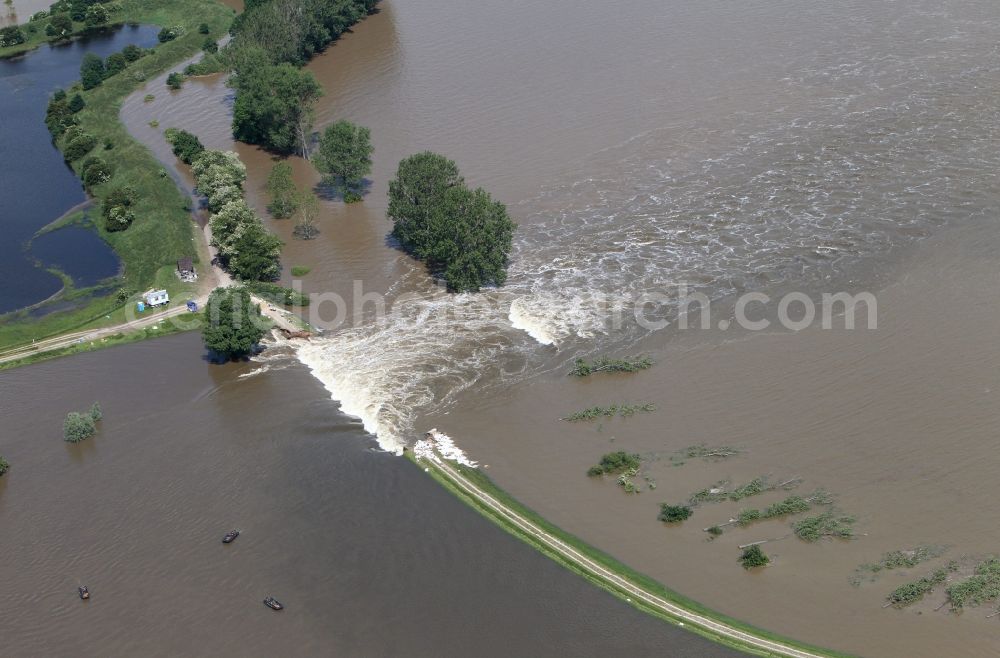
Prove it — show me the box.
[0,0,236,352]
[407,451,855,658]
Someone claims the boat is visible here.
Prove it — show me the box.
[78,586,90,600]
[222,530,240,544]
[263,597,284,611]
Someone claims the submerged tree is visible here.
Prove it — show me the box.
[64,412,96,443]
[202,287,266,360]
[266,161,298,219]
[313,120,373,202]
[231,61,322,156]
[0,455,9,477]
[164,128,205,165]
[292,190,320,239]
[387,152,514,292]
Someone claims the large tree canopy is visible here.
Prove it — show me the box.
[387,152,464,258]
[387,152,515,292]
[230,62,322,155]
[313,120,373,202]
[202,287,267,360]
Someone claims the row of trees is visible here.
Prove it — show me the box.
[191,150,283,281]
[226,0,377,155]
[387,152,516,292]
[80,42,148,90]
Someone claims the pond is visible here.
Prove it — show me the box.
[0,24,157,314]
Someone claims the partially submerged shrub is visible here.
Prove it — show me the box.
[658,504,693,524]
[64,412,96,443]
[587,451,641,476]
[740,545,770,569]
[0,455,9,477]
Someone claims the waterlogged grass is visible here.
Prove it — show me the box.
[569,356,653,377]
[851,545,949,586]
[887,562,958,608]
[0,0,234,352]
[410,454,854,658]
[562,402,655,422]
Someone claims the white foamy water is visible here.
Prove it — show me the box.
[293,0,1000,450]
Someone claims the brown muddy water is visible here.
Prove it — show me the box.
[0,339,742,657]
[82,0,1000,655]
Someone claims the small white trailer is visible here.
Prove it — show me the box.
[144,289,170,307]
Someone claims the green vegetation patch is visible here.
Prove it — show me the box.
[689,476,801,506]
[886,562,958,608]
[290,266,311,277]
[668,444,740,466]
[740,545,770,570]
[791,509,856,542]
[587,451,641,477]
[245,281,309,307]
[63,401,102,442]
[562,402,655,422]
[851,545,948,586]
[658,504,693,524]
[569,355,653,377]
[946,558,1000,610]
[0,454,9,477]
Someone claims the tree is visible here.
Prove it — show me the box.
[192,150,247,211]
[81,157,112,188]
[231,63,322,155]
[67,93,85,113]
[202,38,218,54]
[103,185,137,232]
[157,26,178,43]
[84,4,108,27]
[63,131,97,160]
[46,14,73,39]
[658,504,693,523]
[228,224,283,281]
[387,151,463,256]
[0,25,26,47]
[202,287,266,360]
[198,22,210,34]
[426,185,515,292]
[0,455,8,477]
[164,128,205,164]
[89,402,103,421]
[740,545,770,569]
[80,52,105,90]
[64,411,96,443]
[105,52,127,76]
[122,44,144,62]
[313,120,373,202]
[166,72,184,90]
[266,161,298,218]
[292,190,319,239]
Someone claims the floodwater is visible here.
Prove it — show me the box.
[0,336,741,657]
[86,0,1000,655]
[0,25,157,313]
